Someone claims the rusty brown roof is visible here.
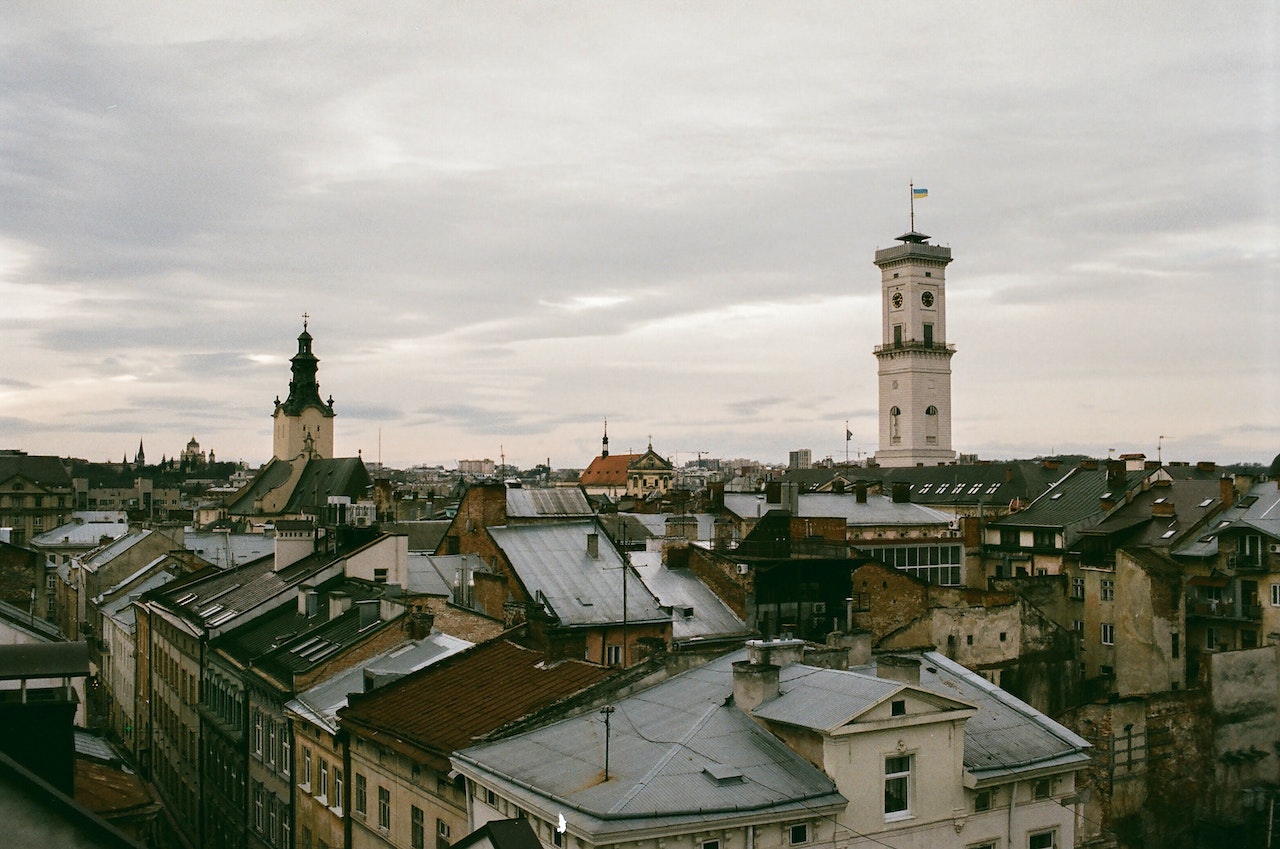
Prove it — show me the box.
[338,636,613,763]
[579,454,639,486]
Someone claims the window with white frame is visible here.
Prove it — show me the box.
[354,773,366,816]
[1101,623,1115,646]
[1101,579,1115,601]
[302,748,311,790]
[1071,577,1084,599]
[378,786,391,830]
[318,760,328,802]
[252,712,263,756]
[1029,829,1057,849]
[334,769,344,813]
[884,755,912,818]
[1271,584,1280,607]
[605,644,623,666]
[788,823,809,845]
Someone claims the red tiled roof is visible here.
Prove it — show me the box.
[579,454,640,486]
[338,637,613,763]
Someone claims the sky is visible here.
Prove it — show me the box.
[1,3,1277,471]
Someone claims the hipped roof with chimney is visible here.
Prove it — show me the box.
[488,520,668,628]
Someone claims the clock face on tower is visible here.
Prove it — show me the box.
[891,292,903,309]
[921,291,935,307]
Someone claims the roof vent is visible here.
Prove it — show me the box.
[702,763,744,785]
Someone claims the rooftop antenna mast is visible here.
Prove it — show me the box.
[599,705,615,780]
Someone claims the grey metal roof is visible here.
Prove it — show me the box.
[723,492,952,527]
[751,665,905,731]
[453,651,846,837]
[405,553,459,596]
[629,551,750,644]
[100,569,176,630]
[30,514,130,548]
[505,487,593,519]
[184,530,274,569]
[1175,483,1280,557]
[488,522,668,627]
[286,631,471,734]
[897,652,1090,778]
[79,530,152,572]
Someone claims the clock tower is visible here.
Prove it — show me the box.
[872,229,956,467]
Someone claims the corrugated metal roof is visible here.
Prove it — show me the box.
[80,530,152,571]
[31,514,130,548]
[990,466,1150,531]
[724,493,952,526]
[505,488,593,519]
[488,522,668,627]
[0,641,89,680]
[452,651,845,835]
[629,552,750,644]
[752,665,903,731]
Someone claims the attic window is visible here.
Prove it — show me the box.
[1051,492,1063,500]
[1154,497,1167,504]
[703,763,744,785]
[891,699,906,716]
[1100,492,1112,500]
[1199,498,1214,508]
[1161,529,1177,539]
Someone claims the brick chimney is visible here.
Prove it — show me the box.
[891,482,911,503]
[732,660,780,712]
[1221,476,1237,506]
[855,482,868,504]
[876,655,921,685]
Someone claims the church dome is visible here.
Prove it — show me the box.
[1269,452,1280,478]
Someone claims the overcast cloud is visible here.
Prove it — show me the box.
[1,2,1276,469]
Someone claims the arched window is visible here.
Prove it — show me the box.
[889,406,901,444]
[925,405,939,444]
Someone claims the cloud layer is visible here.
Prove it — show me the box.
[2,3,1277,468]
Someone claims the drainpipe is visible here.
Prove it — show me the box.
[747,824,755,849]
[1007,779,1018,848]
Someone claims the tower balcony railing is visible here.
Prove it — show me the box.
[874,340,956,355]
[875,242,953,263]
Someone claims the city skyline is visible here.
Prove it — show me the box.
[2,4,1277,469]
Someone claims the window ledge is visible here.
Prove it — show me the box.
[329,805,344,817]
[884,811,914,824]
[299,782,311,794]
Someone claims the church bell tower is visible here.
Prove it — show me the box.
[272,318,336,461]
[872,229,956,467]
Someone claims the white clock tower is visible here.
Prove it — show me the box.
[872,229,956,467]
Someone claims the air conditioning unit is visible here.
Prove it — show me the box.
[1269,544,1280,555]
[736,564,750,575]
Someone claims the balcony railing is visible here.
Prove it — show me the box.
[874,341,956,355]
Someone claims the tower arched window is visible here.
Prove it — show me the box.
[890,406,901,444]
[925,405,939,444]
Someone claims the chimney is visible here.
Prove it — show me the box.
[1152,500,1176,518]
[891,482,911,503]
[357,599,379,628]
[1197,461,1217,473]
[876,654,921,685]
[713,518,734,552]
[732,660,780,712]
[406,610,435,640]
[1221,475,1237,506]
[855,482,868,504]
[298,586,318,617]
[273,520,315,572]
[746,637,806,667]
[586,532,600,559]
[1080,459,1099,471]
[328,591,353,620]
[1041,459,1060,471]
[827,630,872,667]
[1106,460,1126,493]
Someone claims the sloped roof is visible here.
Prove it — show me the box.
[452,651,846,837]
[223,457,372,517]
[285,631,471,734]
[629,551,750,645]
[183,530,274,569]
[751,665,917,732]
[579,454,638,487]
[1181,481,1280,556]
[488,522,668,627]
[723,492,952,527]
[79,530,153,572]
[31,515,130,549]
[990,466,1149,530]
[0,453,72,490]
[505,487,593,519]
[339,637,614,763]
[1083,478,1226,549]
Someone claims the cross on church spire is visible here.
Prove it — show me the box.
[302,312,310,332]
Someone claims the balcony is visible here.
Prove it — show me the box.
[1185,598,1262,622]
[1227,553,1264,572]
[874,340,956,356]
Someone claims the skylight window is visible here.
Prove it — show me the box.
[1198,498,1215,508]
[1100,492,1112,500]
[175,592,198,606]
[199,604,224,618]
[1161,530,1177,539]
[208,610,238,628]
[1051,492,1064,500]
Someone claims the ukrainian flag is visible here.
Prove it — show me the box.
[912,187,929,199]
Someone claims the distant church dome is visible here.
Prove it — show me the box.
[1269,452,1280,478]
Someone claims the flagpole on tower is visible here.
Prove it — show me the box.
[909,180,915,232]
